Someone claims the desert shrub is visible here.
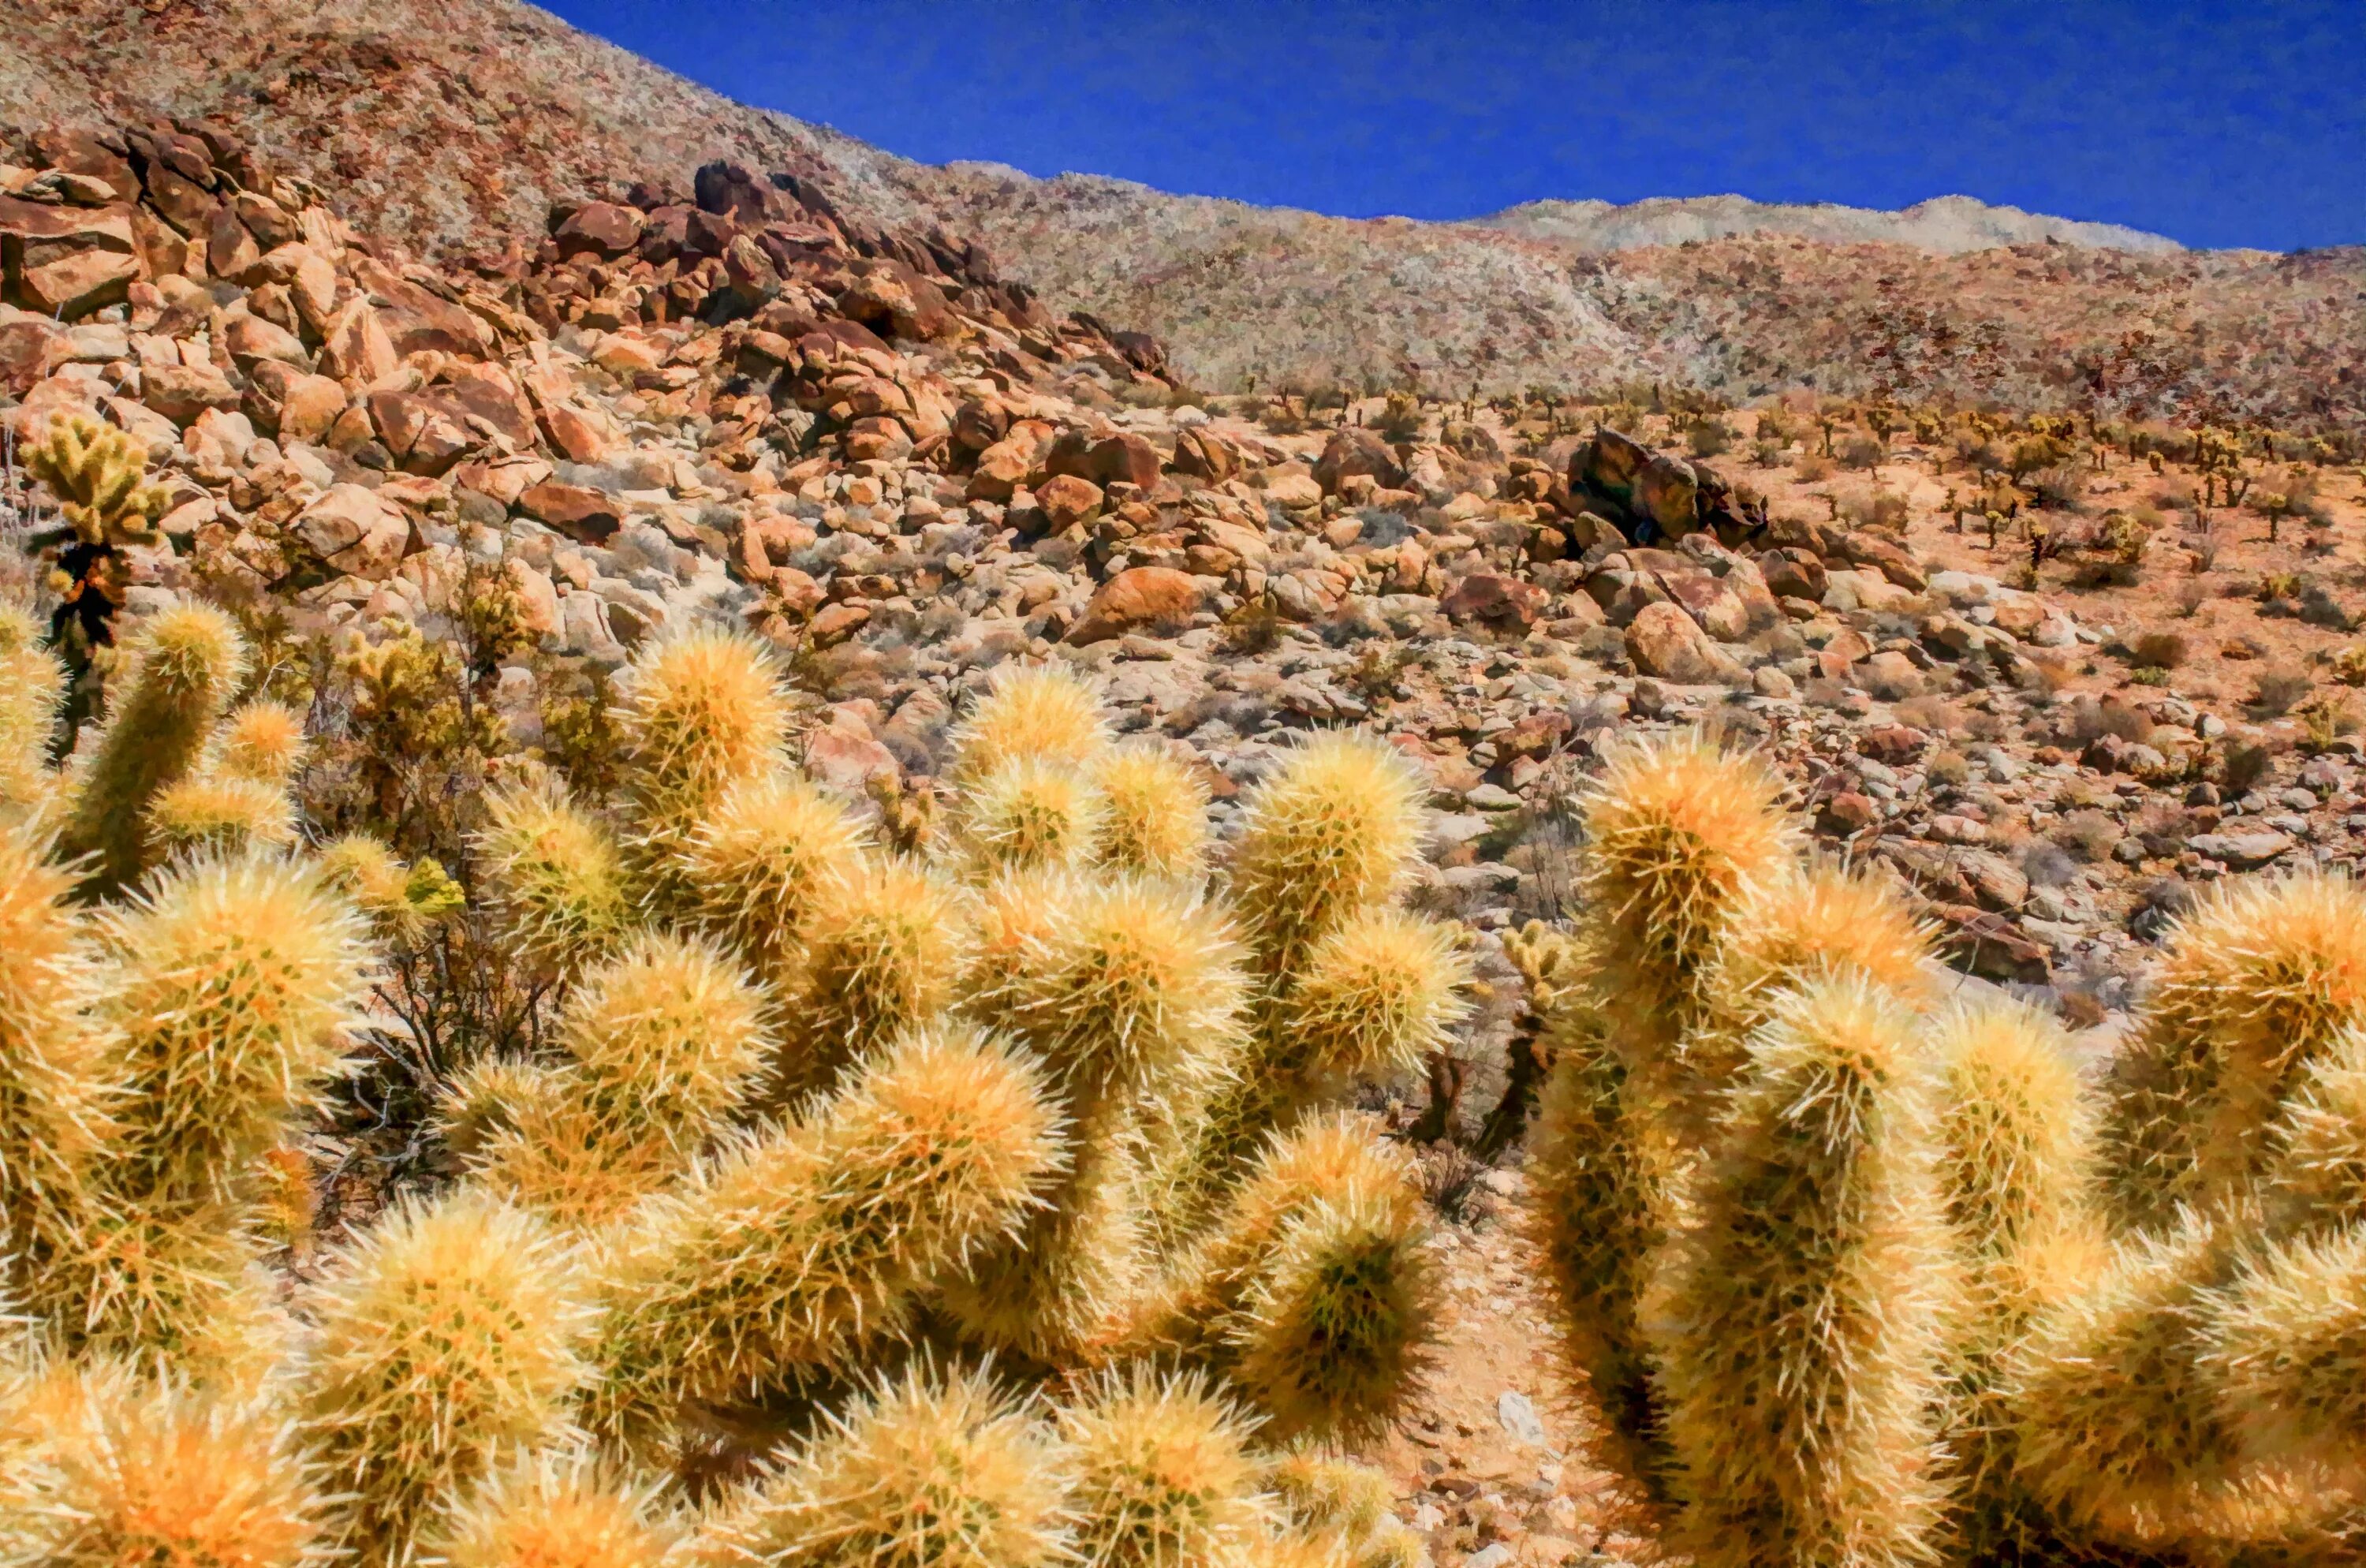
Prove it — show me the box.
[1524,734,2366,1565]
[1793,451,1834,483]
[1841,488,1909,533]
[2252,666,2314,715]
[1685,416,1734,459]
[1838,432,1886,470]
[0,618,1450,1562]
[2053,808,2125,864]
[2129,630,2190,670]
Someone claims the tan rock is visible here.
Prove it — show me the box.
[1625,600,1745,685]
[318,297,398,383]
[274,373,347,444]
[20,248,140,319]
[1069,566,1203,645]
[1263,472,1322,511]
[297,483,409,581]
[506,560,561,637]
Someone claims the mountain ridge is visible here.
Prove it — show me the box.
[2,0,2359,423]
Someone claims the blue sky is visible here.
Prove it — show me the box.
[541,1,2364,251]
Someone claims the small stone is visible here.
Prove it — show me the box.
[1496,1390,1547,1447]
[1818,792,1879,836]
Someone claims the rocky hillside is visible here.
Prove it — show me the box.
[7,0,2360,424]
[1474,192,2179,254]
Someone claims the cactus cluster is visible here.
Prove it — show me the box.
[0,606,1456,1566]
[1529,729,2366,1565]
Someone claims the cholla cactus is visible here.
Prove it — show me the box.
[0,603,66,824]
[9,1361,324,1568]
[56,601,251,894]
[612,626,789,905]
[705,1364,1072,1568]
[950,663,1110,782]
[300,1193,593,1563]
[21,413,173,550]
[1092,741,1210,877]
[1524,731,2366,1564]
[7,616,1454,1555]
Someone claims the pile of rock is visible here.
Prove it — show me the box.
[9,113,2362,1025]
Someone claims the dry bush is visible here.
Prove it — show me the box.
[2252,666,2315,715]
[2130,630,2190,670]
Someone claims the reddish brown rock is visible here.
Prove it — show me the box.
[141,361,241,426]
[517,481,622,542]
[1858,725,1930,766]
[554,201,647,260]
[1441,572,1548,630]
[0,313,69,395]
[1312,427,1405,495]
[1170,425,1237,483]
[1758,547,1828,602]
[1036,472,1105,531]
[206,205,262,283]
[19,249,140,318]
[1045,427,1161,491]
[1817,792,1879,836]
[1068,566,1202,645]
[966,433,1038,502]
[317,298,398,383]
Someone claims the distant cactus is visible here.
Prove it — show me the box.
[21,413,173,550]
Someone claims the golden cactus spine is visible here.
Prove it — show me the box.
[465,931,774,1226]
[1654,978,1953,1568]
[299,1193,592,1565]
[611,626,789,909]
[57,602,251,894]
[939,875,1247,1360]
[580,1024,1063,1453]
[2097,873,2366,1229]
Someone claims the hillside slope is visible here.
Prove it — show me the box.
[3,0,2360,424]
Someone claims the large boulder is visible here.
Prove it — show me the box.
[297,484,409,581]
[554,201,647,260]
[1441,572,1547,631]
[1068,567,1203,645]
[1625,601,1745,685]
[1312,427,1405,495]
[1636,452,1700,539]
